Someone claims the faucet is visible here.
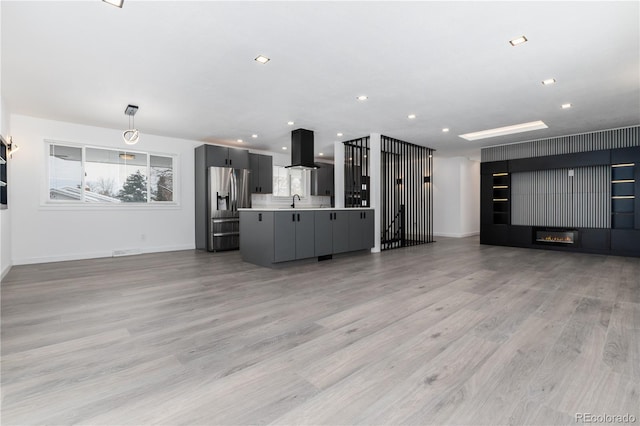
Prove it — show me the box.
[291,194,301,208]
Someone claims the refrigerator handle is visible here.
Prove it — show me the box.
[230,169,237,212]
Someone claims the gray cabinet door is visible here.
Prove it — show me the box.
[240,211,274,265]
[228,147,249,169]
[249,154,260,193]
[312,165,334,196]
[348,210,364,251]
[320,165,334,196]
[314,210,333,256]
[207,145,249,169]
[295,211,315,259]
[348,209,374,251]
[362,210,374,249]
[259,155,273,194]
[274,212,296,262]
[333,211,350,253]
[206,145,230,167]
[248,154,272,194]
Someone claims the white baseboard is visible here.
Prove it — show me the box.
[12,244,195,266]
[1,263,12,282]
[434,231,480,238]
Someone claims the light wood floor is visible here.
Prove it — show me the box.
[1,237,639,425]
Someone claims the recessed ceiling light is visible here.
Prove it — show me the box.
[282,146,287,150]
[287,121,294,126]
[319,153,324,156]
[542,78,556,85]
[102,0,124,8]
[459,120,548,141]
[509,36,528,46]
[237,139,243,143]
[429,154,433,158]
[442,128,450,132]
[255,55,270,64]
[562,103,572,109]
[337,132,343,137]
[251,134,258,138]
[357,95,368,101]
[408,114,416,119]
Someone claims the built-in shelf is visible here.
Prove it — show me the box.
[611,163,635,229]
[492,172,510,224]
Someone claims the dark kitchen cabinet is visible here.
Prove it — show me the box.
[240,209,374,267]
[314,210,350,256]
[205,144,249,169]
[249,153,273,194]
[348,209,374,251]
[312,164,334,196]
[274,211,315,262]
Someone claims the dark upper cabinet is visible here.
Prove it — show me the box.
[312,164,334,196]
[249,153,273,194]
[205,144,249,169]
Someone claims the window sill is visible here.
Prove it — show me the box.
[39,202,181,211]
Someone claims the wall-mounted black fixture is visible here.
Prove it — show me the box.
[396,178,403,185]
[7,136,19,157]
[424,176,431,183]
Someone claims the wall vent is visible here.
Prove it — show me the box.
[112,248,142,257]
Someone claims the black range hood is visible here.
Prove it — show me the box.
[286,128,319,169]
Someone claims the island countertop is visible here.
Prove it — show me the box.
[238,207,373,212]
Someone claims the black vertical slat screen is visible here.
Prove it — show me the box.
[380,135,434,251]
[343,137,370,208]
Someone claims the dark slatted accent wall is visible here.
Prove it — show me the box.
[511,166,610,228]
[381,135,434,251]
[482,126,640,162]
[344,137,370,208]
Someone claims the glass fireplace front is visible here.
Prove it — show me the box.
[534,228,578,246]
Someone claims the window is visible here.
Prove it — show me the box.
[272,166,307,197]
[48,142,175,204]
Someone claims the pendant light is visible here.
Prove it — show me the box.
[123,104,140,145]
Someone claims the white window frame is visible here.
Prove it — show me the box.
[42,139,179,209]
[272,165,309,198]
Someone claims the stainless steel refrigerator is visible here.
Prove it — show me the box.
[208,166,250,251]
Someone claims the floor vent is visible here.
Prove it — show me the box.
[112,249,142,257]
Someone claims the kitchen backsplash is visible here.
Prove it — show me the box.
[251,194,332,209]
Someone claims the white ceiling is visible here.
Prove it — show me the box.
[2,1,639,159]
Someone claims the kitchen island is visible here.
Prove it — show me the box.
[239,208,374,267]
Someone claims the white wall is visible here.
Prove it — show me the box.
[433,156,480,238]
[0,95,11,279]
[9,115,202,265]
[1,0,13,279]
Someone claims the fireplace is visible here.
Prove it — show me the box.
[533,228,579,246]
